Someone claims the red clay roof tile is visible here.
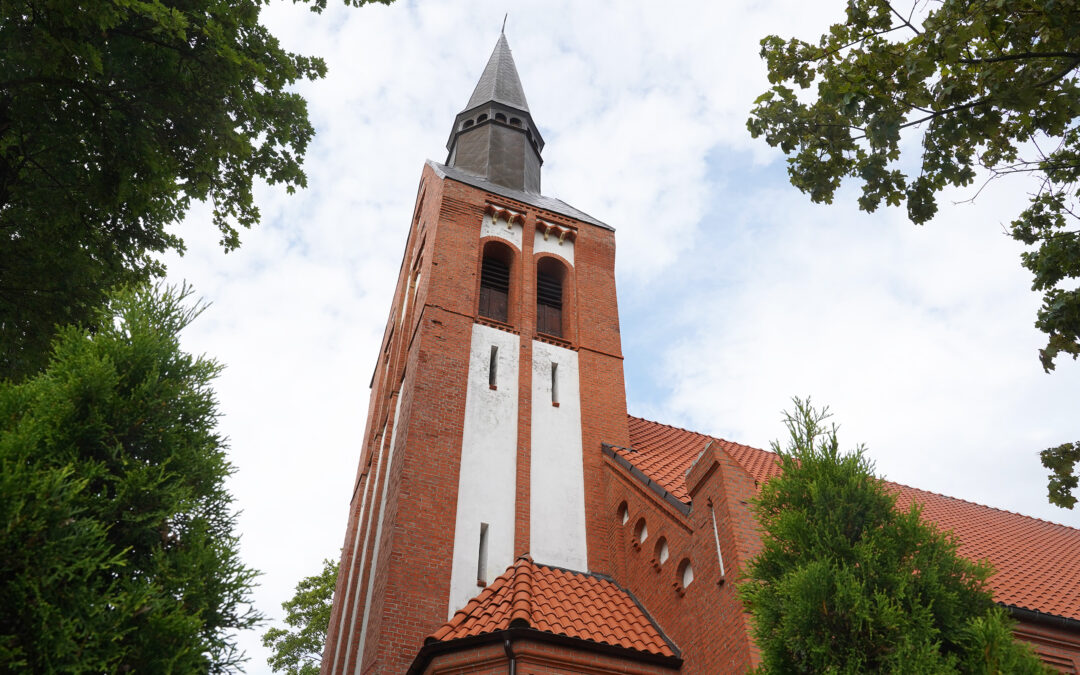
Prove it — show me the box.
[625,414,1080,621]
[624,416,781,501]
[429,556,676,657]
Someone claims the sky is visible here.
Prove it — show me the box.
[159,0,1080,670]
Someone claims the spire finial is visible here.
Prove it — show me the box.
[501,14,507,35]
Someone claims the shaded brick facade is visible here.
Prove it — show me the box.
[322,33,1080,675]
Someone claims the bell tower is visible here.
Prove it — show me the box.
[321,33,631,674]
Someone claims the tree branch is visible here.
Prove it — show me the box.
[887,1,922,35]
[959,51,1080,65]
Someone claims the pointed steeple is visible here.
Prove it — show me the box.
[465,33,530,112]
[446,33,545,193]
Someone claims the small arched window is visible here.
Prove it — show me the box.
[509,117,522,127]
[536,258,565,337]
[463,119,475,129]
[654,537,669,564]
[495,112,507,122]
[477,113,489,123]
[677,559,694,588]
[479,241,512,323]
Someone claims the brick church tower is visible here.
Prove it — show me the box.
[322,30,1080,675]
[320,32,635,674]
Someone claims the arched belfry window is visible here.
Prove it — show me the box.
[536,258,566,337]
[479,241,512,323]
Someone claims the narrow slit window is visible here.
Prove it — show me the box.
[400,264,421,328]
[489,346,498,389]
[477,523,489,584]
[551,362,559,405]
[399,277,411,328]
[479,247,510,323]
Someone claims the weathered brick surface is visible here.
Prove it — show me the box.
[421,639,681,675]
[324,164,634,674]
[599,447,751,675]
[324,160,1080,675]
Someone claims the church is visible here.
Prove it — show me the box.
[320,34,1080,674]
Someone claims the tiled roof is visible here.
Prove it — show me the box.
[624,414,1080,622]
[623,416,778,502]
[892,484,1080,620]
[429,556,676,657]
[429,161,612,230]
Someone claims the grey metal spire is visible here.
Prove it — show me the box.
[465,33,530,112]
[445,32,544,193]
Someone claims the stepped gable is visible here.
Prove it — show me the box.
[623,413,1080,622]
[429,555,677,658]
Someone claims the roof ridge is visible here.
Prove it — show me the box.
[426,557,680,659]
[889,479,1080,531]
[627,413,712,439]
[598,570,683,658]
[628,412,773,455]
[529,560,621,585]
[429,577,500,642]
[526,561,682,657]
[427,160,613,230]
[628,412,1077,532]
[509,555,533,626]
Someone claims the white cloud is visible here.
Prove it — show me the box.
[656,179,1079,523]
[158,1,1080,671]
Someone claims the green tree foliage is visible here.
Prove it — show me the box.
[263,558,340,675]
[0,0,392,380]
[747,0,1080,509]
[1041,441,1080,508]
[0,284,259,672]
[740,399,1049,674]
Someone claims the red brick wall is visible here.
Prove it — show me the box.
[600,437,1080,675]
[600,442,763,674]
[572,219,630,572]
[322,165,458,674]
[324,164,632,673]
[422,638,681,675]
[323,161,1080,675]
[1014,619,1080,673]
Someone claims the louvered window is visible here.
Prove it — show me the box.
[479,255,510,323]
[537,269,563,337]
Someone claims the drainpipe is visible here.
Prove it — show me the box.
[503,637,516,675]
